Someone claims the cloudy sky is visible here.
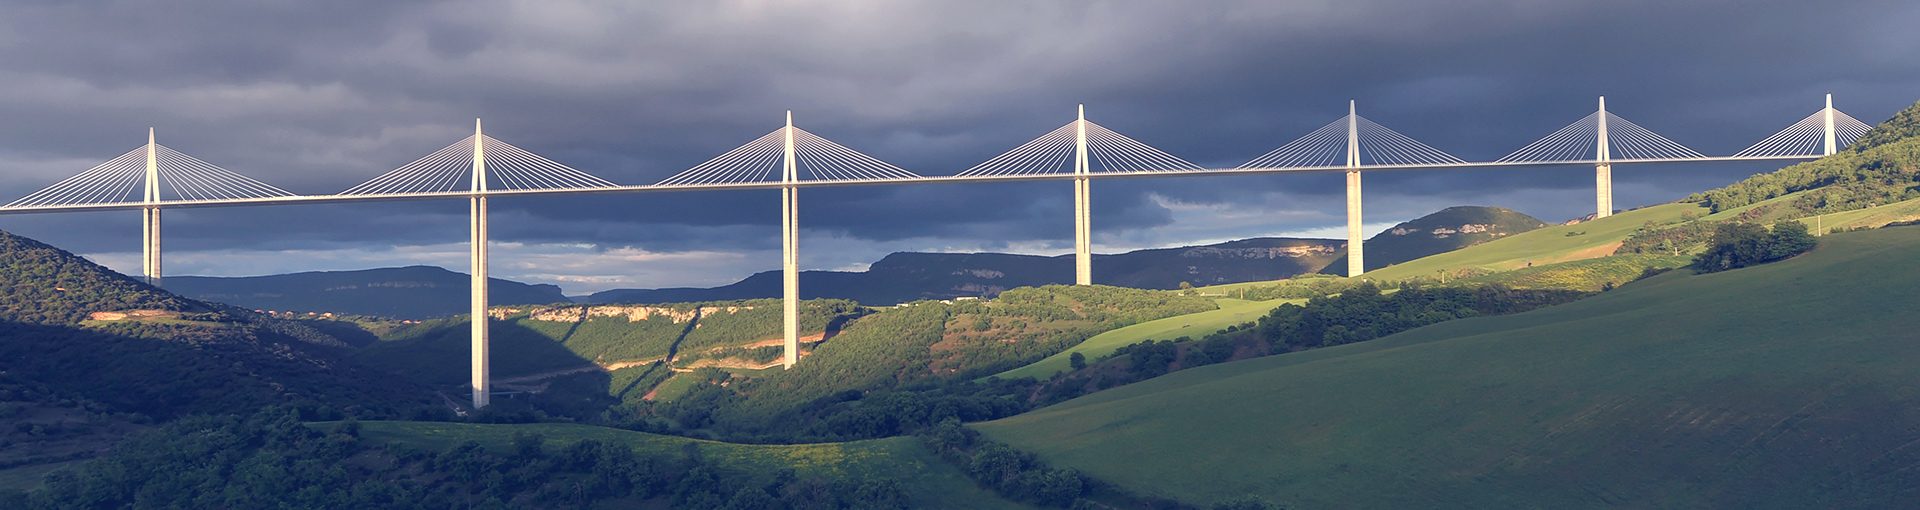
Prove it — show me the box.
[0,0,1915,295]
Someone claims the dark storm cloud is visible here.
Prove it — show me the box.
[0,0,1916,290]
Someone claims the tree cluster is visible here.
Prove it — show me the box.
[1693,221,1818,273]
[1,407,910,510]
[1035,283,1587,405]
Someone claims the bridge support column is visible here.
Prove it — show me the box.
[142,207,161,286]
[1344,101,1363,277]
[470,120,491,408]
[1595,96,1613,219]
[782,112,800,369]
[1595,164,1612,219]
[470,196,489,407]
[1346,170,1363,277]
[142,128,162,287]
[1073,105,1091,285]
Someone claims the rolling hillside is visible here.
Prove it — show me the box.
[974,225,1920,509]
[165,266,570,319]
[993,297,1303,381]
[356,298,859,386]
[0,229,435,490]
[1361,202,1706,282]
[0,229,429,419]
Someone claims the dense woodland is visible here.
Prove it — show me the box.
[2,407,913,510]
[1692,221,1818,273]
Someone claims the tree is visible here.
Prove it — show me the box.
[1695,221,1818,273]
[1068,352,1086,370]
[1767,221,1817,260]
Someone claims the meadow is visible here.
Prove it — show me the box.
[976,225,1920,509]
[993,297,1301,381]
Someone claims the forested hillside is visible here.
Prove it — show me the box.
[1690,99,1920,215]
[0,230,431,419]
[357,298,862,385]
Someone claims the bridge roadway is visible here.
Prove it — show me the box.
[0,154,1822,214]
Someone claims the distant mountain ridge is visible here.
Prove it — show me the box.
[588,237,1346,305]
[163,206,1538,312]
[165,266,569,320]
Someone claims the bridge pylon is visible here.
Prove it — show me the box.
[142,128,161,287]
[1074,105,1091,286]
[1597,97,1613,219]
[957,106,1201,286]
[1825,94,1837,156]
[1238,101,1463,277]
[653,111,919,369]
[1345,101,1363,278]
[469,119,491,408]
[782,111,799,369]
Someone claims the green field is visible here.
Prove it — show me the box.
[992,298,1300,381]
[1361,202,1705,282]
[1797,196,1920,232]
[975,225,1920,509]
[1448,253,1693,291]
[326,421,1032,510]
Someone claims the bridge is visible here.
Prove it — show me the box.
[0,95,1873,407]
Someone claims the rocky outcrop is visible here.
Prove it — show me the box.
[522,305,752,323]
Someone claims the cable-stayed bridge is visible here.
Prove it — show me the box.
[0,95,1874,407]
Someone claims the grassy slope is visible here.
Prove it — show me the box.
[975,225,1920,509]
[993,298,1301,381]
[1448,253,1693,291]
[1796,196,1920,231]
[1683,188,1920,233]
[1362,202,1705,282]
[331,421,1034,510]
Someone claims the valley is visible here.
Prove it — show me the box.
[5,98,1920,509]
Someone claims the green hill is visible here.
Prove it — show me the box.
[993,297,1302,382]
[1321,205,1550,274]
[348,284,1215,443]
[356,299,860,386]
[1692,99,1920,216]
[973,225,1920,508]
[1361,202,1705,282]
[0,229,436,490]
[0,229,429,419]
